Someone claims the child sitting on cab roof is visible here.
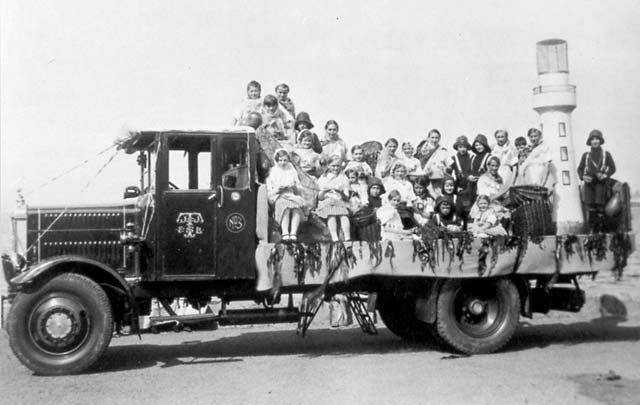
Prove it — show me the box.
[232,80,263,126]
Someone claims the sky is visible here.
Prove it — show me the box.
[1,0,640,212]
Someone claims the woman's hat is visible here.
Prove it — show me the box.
[435,195,454,210]
[452,135,471,150]
[472,134,490,153]
[294,111,314,131]
[442,174,456,187]
[586,129,604,146]
[368,176,386,194]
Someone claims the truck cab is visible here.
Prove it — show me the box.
[133,130,258,281]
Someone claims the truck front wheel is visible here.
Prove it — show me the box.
[434,278,519,354]
[7,273,113,375]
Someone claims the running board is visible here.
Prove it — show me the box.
[150,307,301,326]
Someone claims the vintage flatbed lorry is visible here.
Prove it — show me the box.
[2,129,634,375]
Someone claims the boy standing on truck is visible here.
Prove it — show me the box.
[447,135,476,225]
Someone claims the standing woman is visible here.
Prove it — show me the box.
[515,127,556,192]
[416,129,450,194]
[376,138,400,179]
[266,149,308,242]
[577,129,616,232]
[320,120,348,165]
[477,156,508,201]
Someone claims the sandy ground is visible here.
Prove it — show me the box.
[1,268,640,405]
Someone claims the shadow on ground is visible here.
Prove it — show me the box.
[507,316,640,351]
[92,328,433,374]
[90,315,640,374]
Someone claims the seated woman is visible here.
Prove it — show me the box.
[475,155,510,222]
[383,162,418,228]
[377,190,415,240]
[315,156,352,242]
[468,195,508,237]
[266,149,308,242]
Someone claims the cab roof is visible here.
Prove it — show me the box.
[118,128,255,154]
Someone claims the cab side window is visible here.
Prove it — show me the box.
[221,139,250,190]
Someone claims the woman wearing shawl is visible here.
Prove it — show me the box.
[416,129,451,192]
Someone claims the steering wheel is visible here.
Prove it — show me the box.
[168,181,180,190]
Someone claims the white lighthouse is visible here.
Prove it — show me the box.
[532,39,584,234]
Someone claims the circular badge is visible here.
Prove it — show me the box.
[225,213,246,233]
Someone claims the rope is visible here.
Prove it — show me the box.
[23,145,123,255]
[23,142,118,196]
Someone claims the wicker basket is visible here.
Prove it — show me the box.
[351,207,381,241]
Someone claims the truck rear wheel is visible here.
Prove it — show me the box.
[7,273,113,375]
[434,278,519,354]
[377,294,431,341]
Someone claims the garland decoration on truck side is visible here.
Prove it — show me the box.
[583,233,607,264]
[610,232,632,281]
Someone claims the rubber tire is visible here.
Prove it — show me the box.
[377,294,431,341]
[7,273,113,375]
[434,278,519,354]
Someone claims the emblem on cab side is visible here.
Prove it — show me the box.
[226,213,246,233]
[176,212,204,239]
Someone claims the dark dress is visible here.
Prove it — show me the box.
[577,147,616,206]
[449,153,476,216]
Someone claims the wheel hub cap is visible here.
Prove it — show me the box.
[29,295,91,355]
[45,311,74,338]
[468,299,486,316]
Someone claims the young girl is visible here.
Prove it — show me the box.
[261,94,295,146]
[375,138,400,179]
[293,130,321,177]
[320,120,348,164]
[232,80,263,126]
[413,177,435,225]
[430,195,464,232]
[376,190,415,240]
[315,156,352,242]
[401,142,421,181]
[383,162,418,229]
[347,169,369,211]
[468,195,508,237]
[266,149,308,242]
[383,162,417,204]
[367,177,385,209]
[345,144,373,176]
